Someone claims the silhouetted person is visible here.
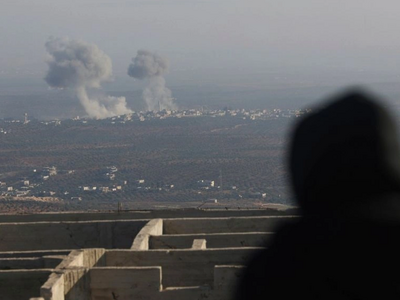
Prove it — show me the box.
[236,90,400,299]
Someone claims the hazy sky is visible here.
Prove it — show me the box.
[2,0,400,88]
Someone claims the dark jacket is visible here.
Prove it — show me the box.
[236,90,400,299]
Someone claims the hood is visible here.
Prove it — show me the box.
[289,89,400,216]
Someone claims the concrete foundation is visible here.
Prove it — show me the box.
[105,248,262,287]
[0,209,298,300]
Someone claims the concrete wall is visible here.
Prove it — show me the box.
[88,265,245,300]
[53,249,106,300]
[56,250,85,269]
[44,250,92,300]
[150,232,274,249]
[0,250,72,258]
[160,286,212,300]
[91,267,162,300]
[0,208,299,223]
[131,219,163,250]
[64,268,90,300]
[105,248,262,287]
[35,265,247,300]
[0,257,44,270]
[0,256,66,270]
[43,255,69,269]
[163,216,297,234]
[41,272,64,300]
[0,269,53,300]
[0,220,147,251]
[90,267,214,300]
[82,249,106,268]
[56,249,106,269]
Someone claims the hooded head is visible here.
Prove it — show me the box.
[289,90,400,216]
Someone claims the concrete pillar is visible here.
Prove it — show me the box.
[192,239,207,249]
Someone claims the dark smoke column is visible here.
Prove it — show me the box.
[128,50,177,111]
[44,37,132,119]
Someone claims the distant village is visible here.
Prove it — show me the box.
[0,107,311,129]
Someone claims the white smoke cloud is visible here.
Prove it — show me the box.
[127,49,169,79]
[128,50,177,111]
[44,37,132,119]
[142,77,175,111]
[77,88,132,119]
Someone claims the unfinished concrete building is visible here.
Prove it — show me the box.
[0,208,298,300]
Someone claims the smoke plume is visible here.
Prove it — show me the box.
[44,37,132,119]
[128,50,176,111]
